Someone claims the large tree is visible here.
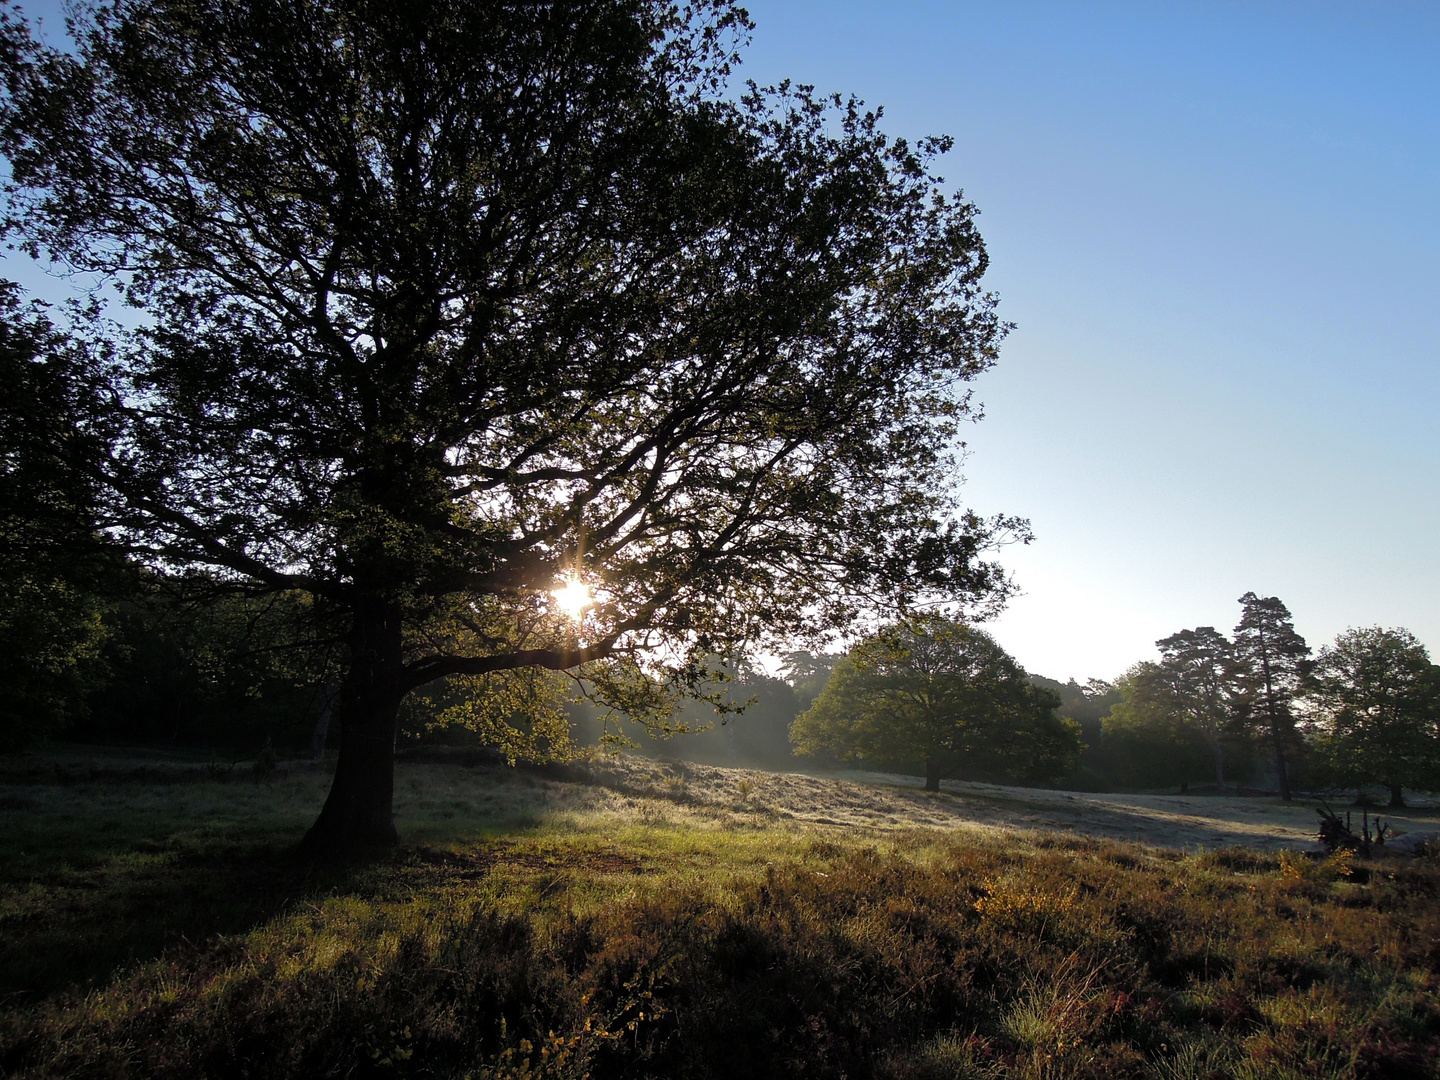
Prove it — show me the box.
[1308,627,1440,807]
[1155,626,1234,791]
[0,0,1021,850]
[790,615,1077,790]
[1098,662,1208,791]
[1232,592,1310,801]
[1098,629,1235,793]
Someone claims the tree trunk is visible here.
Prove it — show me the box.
[1388,782,1406,808]
[309,678,337,762]
[303,599,406,855]
[1211,739,1226,794]
[1272,727,1291,801]
[924,758,941,793]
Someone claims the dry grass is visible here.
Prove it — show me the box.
[555,755,1440,853]
[2,749,1439,1079]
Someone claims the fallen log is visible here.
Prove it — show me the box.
[1316,801,1392,856]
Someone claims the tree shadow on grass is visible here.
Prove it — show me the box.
[0,840,367,1007]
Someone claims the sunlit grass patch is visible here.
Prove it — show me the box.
[3,754,1440,1078]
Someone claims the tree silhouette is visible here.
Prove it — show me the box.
[1232,593,1310,801]
[791,615,1077,790]
[0,0,1020,850]
[1309,627,1440,807]
[0,283,119,749]
[1155,626,1234,791]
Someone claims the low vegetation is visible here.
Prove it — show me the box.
[3,751,1440,1079]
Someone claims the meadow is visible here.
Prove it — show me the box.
[2,750,1439,1079]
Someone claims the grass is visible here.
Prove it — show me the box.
[2,751,1439,1079]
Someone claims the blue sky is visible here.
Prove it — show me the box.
[5,1,1437,682]
[738,1,1440,680]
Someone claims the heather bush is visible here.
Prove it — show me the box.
[3,758,1439,1078]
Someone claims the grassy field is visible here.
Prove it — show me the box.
[2,750,1439,1079]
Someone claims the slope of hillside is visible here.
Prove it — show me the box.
[566,755,1440,853]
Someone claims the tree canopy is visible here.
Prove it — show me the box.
[790,615,1078,790]
[0,0,1021,849]
[1308,627,1440,807]
[1232,592,1310,801]
[1099,636,1237,794]
[1154,626,1233,790]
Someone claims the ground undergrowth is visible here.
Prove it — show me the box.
[2,752,1439,1079]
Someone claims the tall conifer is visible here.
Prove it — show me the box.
[1232,593,1310,801]
[1155,626,1233,791]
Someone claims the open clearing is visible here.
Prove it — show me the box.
[4,749,1440,1079]
[578,757,1440,852]
[12,748,1440,857]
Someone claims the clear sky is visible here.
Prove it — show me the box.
[738,0,1440,682]
[5,1,1438,684]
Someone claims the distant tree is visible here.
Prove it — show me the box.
[75,577,339,752]
[1,1,1021,850]
[779,651,839,711]
[1155,627,1234,791]
[790,615,1079,790]
[1231,593,1310,801]
[664,661,803,769]
[1097,631,1237,793]
[1308,627,1440,807]
[1028,674,1119,763]
[1099,661,1214,790]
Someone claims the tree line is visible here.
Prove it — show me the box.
[1090,593,1440,805]
[8,531,1437,809]
[775,592,1440,803]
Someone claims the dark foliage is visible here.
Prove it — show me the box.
[0,0,1021,848]
[793,615,1081,790]
[72,580,336,753]
[1232,593,1311,801]
[0,281,118,750]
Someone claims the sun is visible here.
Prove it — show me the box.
[551,576,594,621]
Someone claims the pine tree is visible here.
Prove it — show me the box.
[1232,593,1310,801]
[1155,627,1234,791]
